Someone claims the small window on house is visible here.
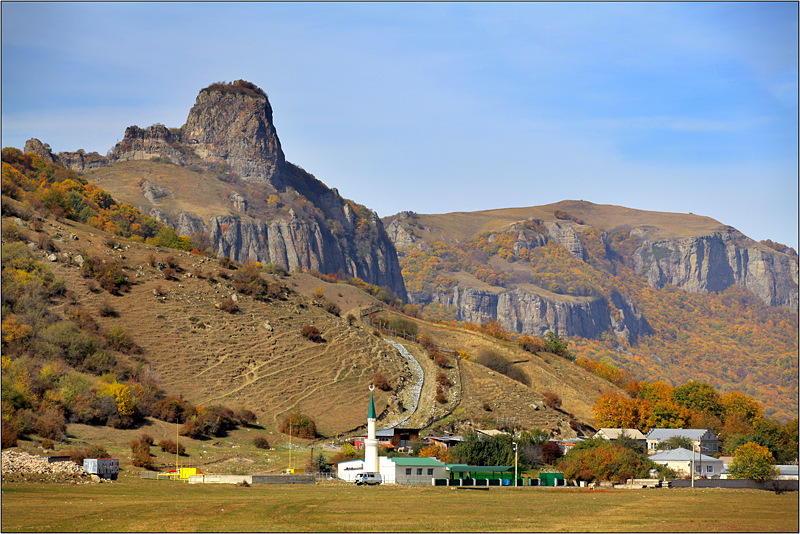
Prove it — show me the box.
[427,468,434,476]
[406,468,412,475]
[707,465,713,473]
[417,468,423,476]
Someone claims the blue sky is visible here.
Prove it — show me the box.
[3,2,797,248]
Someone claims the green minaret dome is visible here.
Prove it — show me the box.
[368,389,376,419]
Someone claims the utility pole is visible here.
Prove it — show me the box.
[691,447,695,488]
[513,442,518,487]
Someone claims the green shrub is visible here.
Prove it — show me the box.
[106,327,135,353]
[388,317,418,337]
[41,321,99,367]
[81,351,117,375]
[12,409,37,436]
[131,451,154,469]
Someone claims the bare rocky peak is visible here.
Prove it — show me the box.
[183,80,286,185]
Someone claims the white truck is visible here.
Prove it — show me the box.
[354,472,382,485]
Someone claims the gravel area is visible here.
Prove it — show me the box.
[385,339,424,428]
[1,450,97,483]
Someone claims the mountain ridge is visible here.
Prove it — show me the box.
[24,80,407,300]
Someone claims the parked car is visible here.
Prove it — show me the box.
[354,472,382,485]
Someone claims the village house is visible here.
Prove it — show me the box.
[593,428,647,449]
[353,428,421,451]
[649,447,723,477]
[645,428,719,455]
[425,435,464,450]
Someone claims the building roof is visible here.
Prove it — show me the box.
[427,436,464,444]
[646,428,716,441]
[648,448,720,463]
[596,428,646,440]
[776,465,799,476]
[389,457,445,467]
[446,465,514,473]
[477,429,508,437]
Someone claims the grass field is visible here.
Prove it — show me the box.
[1,476,797,532]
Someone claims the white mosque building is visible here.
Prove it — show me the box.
[337,386,447,485]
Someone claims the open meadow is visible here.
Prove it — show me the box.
[1,477,797,532]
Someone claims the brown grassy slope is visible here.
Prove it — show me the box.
[8,204,620,440]
[367,309,622,436]
[84,160,244,221]
[387,199,729,245]
[29,215,409,437]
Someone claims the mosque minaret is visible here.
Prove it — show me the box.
[364,385,380,473]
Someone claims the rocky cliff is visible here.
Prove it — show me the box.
[24,80,407,300]
[386,205,797,343]
[411,286,651,342]
[632,227,798,309]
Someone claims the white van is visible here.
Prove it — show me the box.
[354,472,382,485]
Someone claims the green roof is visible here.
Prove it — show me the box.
[446,465,514,472]
[367,390,376,419]
[389,457,445,466]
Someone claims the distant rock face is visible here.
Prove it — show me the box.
[183,86,286,185]
[544,221,585,260]
[632,228,799,308]
[385,215,417,250]
[411,287,651,342]
[208,195,405,297]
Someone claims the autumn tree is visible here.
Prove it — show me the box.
[727,442,776,482]
[593,391,651,431]
[673,381,722,417]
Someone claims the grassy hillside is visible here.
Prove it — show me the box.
[2,189,616,472]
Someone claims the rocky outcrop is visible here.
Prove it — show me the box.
[544,221,585,260]
[385,215,417,250]
[24,139,109,172]
[183,82,285,185]
[632,227,798,308]
[411,286,651,342]
[208,207,406,297]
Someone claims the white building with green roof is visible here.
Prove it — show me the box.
[336,388,446,484]
[337,456,447,485]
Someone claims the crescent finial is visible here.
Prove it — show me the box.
[369,384,375,391]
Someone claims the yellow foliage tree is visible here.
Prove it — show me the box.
[419,444,451,463]
[101,381,135,416]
